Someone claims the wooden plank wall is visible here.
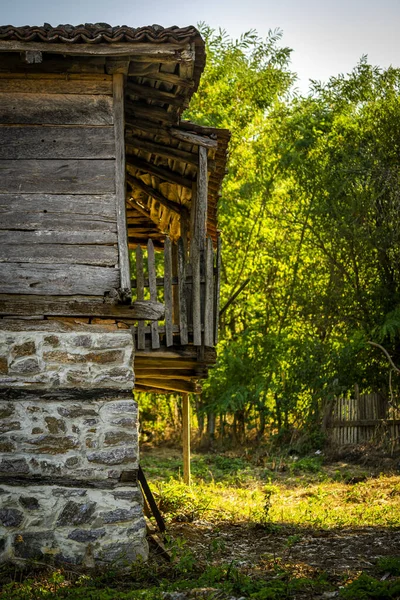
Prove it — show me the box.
[329,393,400,448]
[0,74,121,297]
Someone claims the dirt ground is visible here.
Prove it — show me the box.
[170,520,400,575]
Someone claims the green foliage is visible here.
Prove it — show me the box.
[183,28,400,445]
[339,573,400,599]
[289,456,323,474]
[376,556,400,577]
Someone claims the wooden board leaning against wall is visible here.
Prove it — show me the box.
[0,68,132,317]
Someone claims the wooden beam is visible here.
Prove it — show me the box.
[0,294,164,320]
[113,73,131,301]
[182,393,191,485]
[135,369,200,378]
[135,345,216,361]
[126,135,199,167]
[126,102,178,125]
[128,66,195,88]
[0,77,112,95]
[126,155,193,189]
[136,378,201,394]
[138,466,166,533]
[0,40,193,59]
[0,93,113,125]
[170,128,218,149]
[196,146,208,252]
[127,174,183,215]
[126,82,186,105]
[0,126,115,160]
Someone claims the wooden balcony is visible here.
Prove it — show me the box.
[131,236,221,394]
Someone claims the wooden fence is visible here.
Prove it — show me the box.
[131,236,221,351]
[327,391,400,448]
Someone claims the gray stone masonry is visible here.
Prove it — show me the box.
[0,320,148,565]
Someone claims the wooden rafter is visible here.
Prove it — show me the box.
[127,174,184,216]
[126,134,199,167]
[126,155,194,189]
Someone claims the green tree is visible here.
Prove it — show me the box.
[186,32,400,444]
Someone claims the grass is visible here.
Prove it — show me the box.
[2,448,400,599]
[142,449,400,529]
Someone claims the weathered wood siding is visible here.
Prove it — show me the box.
[0,75,123,297]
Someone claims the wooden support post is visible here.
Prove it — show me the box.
[113,73,131,301]
[196,146,208,254]
[182,393,191,485]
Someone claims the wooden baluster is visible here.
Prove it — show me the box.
[178,237,188,346]
[204,237,214,347]
[135,245,145,350]
[172,242,179,326]
[214,235,221,345]
[164,237,173,347]
[192,235,201,346]
[147,239,160,349]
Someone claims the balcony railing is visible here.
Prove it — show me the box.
[131,237,221,352]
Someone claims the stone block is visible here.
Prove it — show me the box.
[68,528,106,543]
[0,439,15,452]
[45,417,66,434]
[0,405,14,419]
[110,417,136,427]
[58,405,98,418]
[28,435,78,454]
[19,497,40,510]
[12,341,36,358]
[71,335,92,348]
[101,507,142,524]
[0,458,29,474]
[43,335,60,347]
[0,508,24,527]
[112,488,143,503]
[56,501,96,526]
[0,357,7,374]
[0,421,21,434]
[65,457,80,468]
[85,350,125,364]
[95,541,147,564]
[52,489,87,497]
[13,531,56,560]
[87,447,137,466]
[43,350,85,363]
[9,357,40,375]
[102,401,137,415]
[104,431,137,447]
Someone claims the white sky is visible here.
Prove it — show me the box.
[2,0,399,93]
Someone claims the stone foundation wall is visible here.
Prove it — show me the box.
[0,320,148,565]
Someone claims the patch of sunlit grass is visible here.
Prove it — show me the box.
[149,456,400,529]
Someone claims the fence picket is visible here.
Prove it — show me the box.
[178,237,188,346]
[204,237,214,347]
[164,237,173,347]
[147,239,160,350]
[214,236,222,345]
[135,244,145,350]
[192,233,201,346]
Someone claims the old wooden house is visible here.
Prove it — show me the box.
[0,23,229,565]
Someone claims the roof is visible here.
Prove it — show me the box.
[0,23,229,246]
[0,23,203,45]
